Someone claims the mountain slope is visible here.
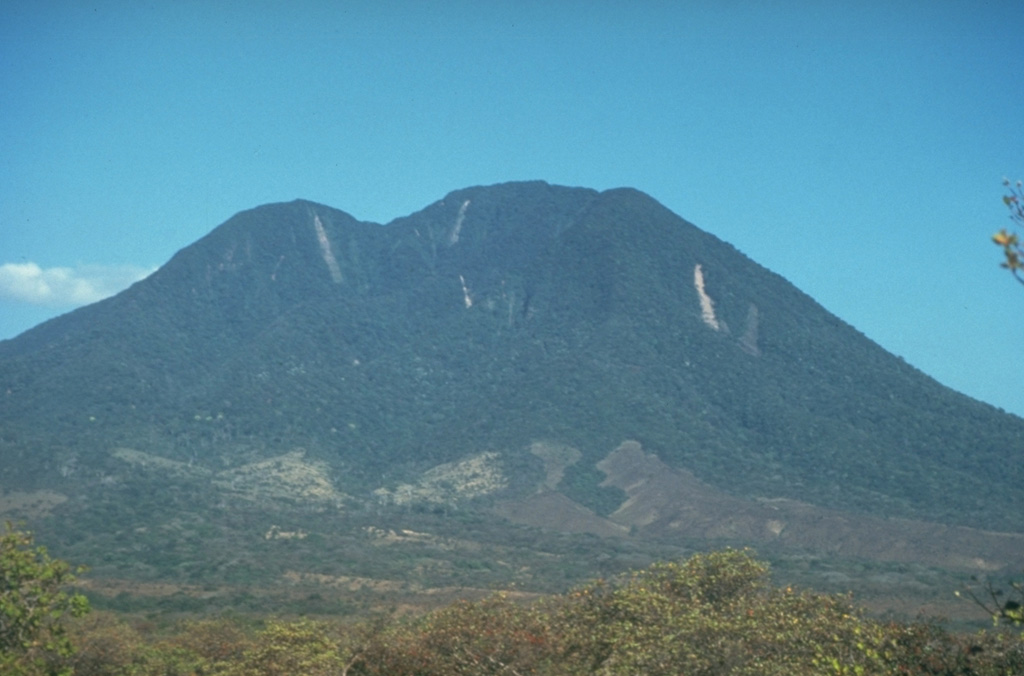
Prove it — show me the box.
[1,181,1021,574]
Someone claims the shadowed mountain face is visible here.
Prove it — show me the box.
[1,182,1021,602]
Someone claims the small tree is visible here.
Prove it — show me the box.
[0,522,90,676]
[993,177,1024,286]
[956,574,1024,627]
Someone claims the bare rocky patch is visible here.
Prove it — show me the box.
[372,451,507,507]
[214,449,347,507]
[110,447,349,508]
[528,441,581,491]
[597,441,1024,573]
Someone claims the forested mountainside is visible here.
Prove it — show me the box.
[1,182,1020,617]
[2,181,1019,528]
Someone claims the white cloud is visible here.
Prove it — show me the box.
[0,262,156,307]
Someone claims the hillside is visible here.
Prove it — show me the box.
[0,181,1021,616]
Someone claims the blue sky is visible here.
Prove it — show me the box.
[1,1,1022,416]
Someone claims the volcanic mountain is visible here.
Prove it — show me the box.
[1,181,1021,614]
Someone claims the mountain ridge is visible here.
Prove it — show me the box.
[0,182,1021,611]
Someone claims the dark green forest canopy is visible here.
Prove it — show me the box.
[0,183,1021,625]
[1,182,1019,529]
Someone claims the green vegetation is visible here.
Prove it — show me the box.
[558,462,626,517]
[1,523,90,676]
[2,182,1021,535]
[1,181,1022,639]
[50,549,1024,675]
[2,524,1018,674]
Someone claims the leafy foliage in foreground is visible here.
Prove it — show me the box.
[994,177,1024,286]
[1,523,90,676]
[958,572,1024,628]
[62,550,1024,675]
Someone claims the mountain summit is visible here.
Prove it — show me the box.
[1,182,1021,606]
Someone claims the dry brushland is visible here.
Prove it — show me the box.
[6,526,1023,676]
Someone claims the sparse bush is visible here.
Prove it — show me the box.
[958,570,1024,627]
[64,612,142,676]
